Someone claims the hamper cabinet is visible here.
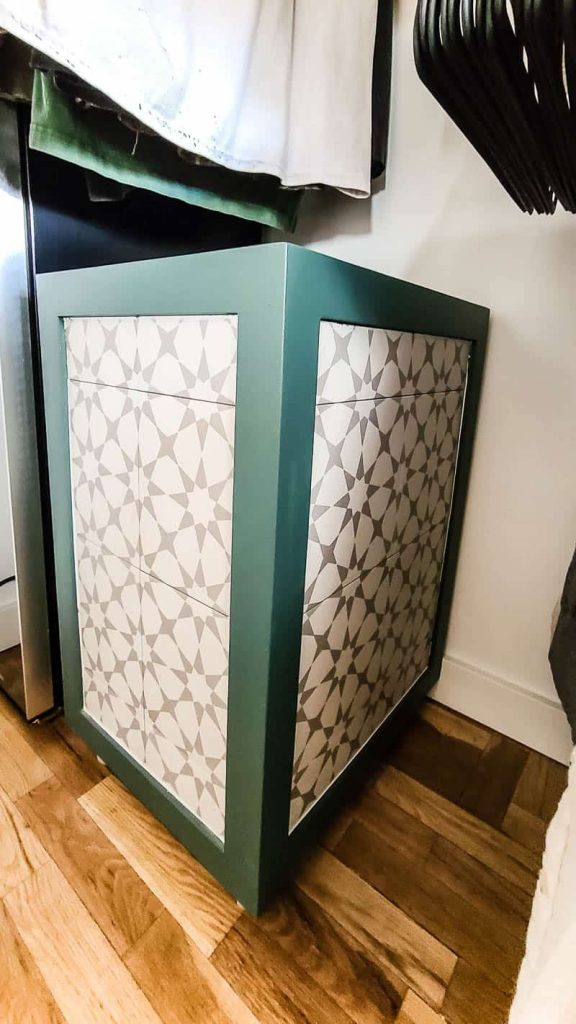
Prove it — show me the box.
[37,243,488,912]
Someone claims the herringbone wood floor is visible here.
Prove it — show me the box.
[0,650,567,1023]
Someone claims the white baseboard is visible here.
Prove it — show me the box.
[0,585,19,652]
[432,655,573,766]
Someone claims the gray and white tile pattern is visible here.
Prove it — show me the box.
[75,541,145,762]
[141,575,229,840]
[65,313,237,842]
[65,315,237,404]
[290,523,447,829]
[304,389,465,606]
[68,381,140,566]
[316,322,469,404]
[291,323,469,829]
[139,394,234,614]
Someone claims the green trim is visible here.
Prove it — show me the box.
[256,245,489,909]
[36,242,488,913]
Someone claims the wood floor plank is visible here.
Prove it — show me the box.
[297,848,456,1009]
[511,750,547,818]
[4,860,162,1024]
[0,691,107,800]
[18,776,163,956]
[22,718,107,799]
[211,909,363,1024]
[0,723,52,800]
[0,901,65,1023]
[458,733,529,828]
[512,750,567,824]
[541,758,568,823]
[387,717,483,804]
[427,837,532,939]
[420,702,491,751]
[335,821,524,994]
[125,910,259,1024]
[396,990,446,1023]
[80,776,240,955]
[322,803,357,852]
[0,650,24,723]
[0,787,50,899]
[351,789,436,864]
[502,803,547,856]
[257,889,406,1024]
[442,959,512,1024]
[376,766,540,892]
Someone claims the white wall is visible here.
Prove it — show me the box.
[281,0,576,762]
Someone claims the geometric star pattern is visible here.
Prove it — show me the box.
[140,394,234,614]
[75,541,145,763]
[304,389,465,606]
[65,314,237,404]
[291,323,470,830]
[141,575,229,840]
[136,315,237,405]
[290,522,448,829]
[68,381,140,565]
[65,313,237,842]
[316,322,469,404]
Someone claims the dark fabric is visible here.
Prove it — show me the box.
[370,0,393,182]
[84,170,130,202]
[0,32,33,102]
[549,546,576,742]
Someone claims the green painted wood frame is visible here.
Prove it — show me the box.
[36,242,489,913]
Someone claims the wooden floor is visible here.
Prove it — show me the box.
[0,679,567,1024]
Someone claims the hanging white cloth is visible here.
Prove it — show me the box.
[0,0,378,196]
[508,749,576,1024]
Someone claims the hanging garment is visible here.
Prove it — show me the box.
[0,30,32,101]
[509,750,575,1024]
[370,0,393,183]
[30,72,301,231]
[550,547,576,742]
[0,0,379,196]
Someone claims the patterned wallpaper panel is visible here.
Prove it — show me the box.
[304,389,464,606]
[66,315,237,842]
[290,323,470,830]
[316,323,469,404]
[65,315,237,403]
[291,523,447,829]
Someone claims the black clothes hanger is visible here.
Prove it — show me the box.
[414,0,576,213]
[459,0,547,210]
[523,0,576,210]
[481,0,555,211]
[443,0,536,209]
[415,0,539,210]
[414,0,531,209]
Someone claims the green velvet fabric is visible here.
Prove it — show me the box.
[29,72,301,231]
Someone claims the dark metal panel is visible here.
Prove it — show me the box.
[0,101,53,718]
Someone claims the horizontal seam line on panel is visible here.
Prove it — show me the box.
[315,386,465,407]
[76,534,229,618]
[67,376,236,407]
[138,562,230,618]
[303,518,445,612]
[63,314,238,320]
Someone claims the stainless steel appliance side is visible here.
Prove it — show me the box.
[0,100,53,718]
